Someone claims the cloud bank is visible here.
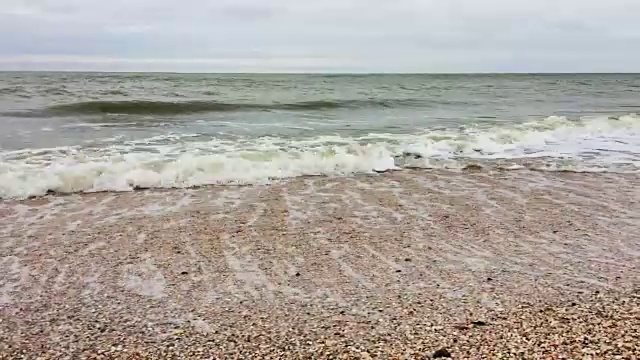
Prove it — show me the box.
[2,0,639,72]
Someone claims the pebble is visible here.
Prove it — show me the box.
[432,348,452,358]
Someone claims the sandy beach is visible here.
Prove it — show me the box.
[1,169,638,359]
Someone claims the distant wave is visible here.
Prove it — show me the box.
[0,86,32,98]
[7,99,426,117]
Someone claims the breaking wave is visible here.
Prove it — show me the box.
[1,114,639,200]
[8,99,427,117]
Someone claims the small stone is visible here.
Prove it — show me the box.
[433,348,452,358]
[462,164,483,172]
[180,271,189,275]
[486,277,493,281]
[404,258,412,262]
[295,272,301,277]
[471,320,488,326]
[395,269,402,273]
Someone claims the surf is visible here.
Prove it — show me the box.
[1,114,638,199]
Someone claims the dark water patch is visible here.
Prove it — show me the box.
[6,98,430,117]
[0,86,31,97]
[40,87,73,96]
[98,89,130,96]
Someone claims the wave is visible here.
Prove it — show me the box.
[0,86,32,98]
[1,114,639,200]
[8,99,425,117]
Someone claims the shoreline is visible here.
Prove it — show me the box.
[2,164,638,203]
[1,170,638,358]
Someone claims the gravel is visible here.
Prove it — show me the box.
[1,170,638,358]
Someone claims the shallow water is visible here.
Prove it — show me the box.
[1,73,639,199]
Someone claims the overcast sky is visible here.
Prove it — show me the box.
[1,0,639,72]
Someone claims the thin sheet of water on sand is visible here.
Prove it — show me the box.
[1,170,637,304]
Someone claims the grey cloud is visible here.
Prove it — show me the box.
[1,0,640,72]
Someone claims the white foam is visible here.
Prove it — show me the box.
[1,114,639,199]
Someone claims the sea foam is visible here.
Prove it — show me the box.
[1,114,638,199]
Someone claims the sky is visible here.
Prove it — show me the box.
[1,0,640,73]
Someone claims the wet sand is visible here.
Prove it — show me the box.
[1,170,639,358]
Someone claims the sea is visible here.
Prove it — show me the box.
[1,72,639,200]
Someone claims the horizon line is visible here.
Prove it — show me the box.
[1,70,639,75]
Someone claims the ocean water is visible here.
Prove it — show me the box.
[0,72,639,199]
